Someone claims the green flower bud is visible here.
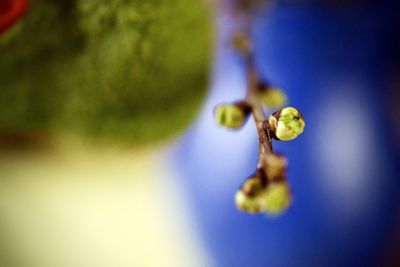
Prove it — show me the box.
[261,182,291,215]
[268,107,305,141]
[214,103,249,129]
[236,178,292,215]
[235,190,262,214]
[235,175,265,213]
[240,175,264,196]
[265,153,287,180]
[260,87,287,109]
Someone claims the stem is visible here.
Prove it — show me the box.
[244,52,273,171]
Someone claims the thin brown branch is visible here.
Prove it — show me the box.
[243,53,273,171]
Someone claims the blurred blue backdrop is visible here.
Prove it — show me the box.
[174,1,400,266]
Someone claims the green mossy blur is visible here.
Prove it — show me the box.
[0,0,211,144]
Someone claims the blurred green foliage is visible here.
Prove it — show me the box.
[0,0,211,144]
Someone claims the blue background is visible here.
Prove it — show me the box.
[174,2,400,266]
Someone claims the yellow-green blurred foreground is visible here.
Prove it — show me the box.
[0,142,211,267]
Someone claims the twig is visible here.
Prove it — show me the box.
[244,52,273,173]
[216,2,305,215]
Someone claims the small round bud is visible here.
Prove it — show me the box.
[260,87,287,109]
[214,103,249,129]
[265,153,287,180]
[235,190,262,214]
[261,182,291,215]
[236,178,292,215]
[235,175,265,213]
[268,107,305,141]
[241,175,264,196]
[231,32,252,55]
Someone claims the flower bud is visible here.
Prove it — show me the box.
[261,182,291,215]
[265,153,287,180]
[214,102,250,129]
[236,177,292,215]
[235,190,262,214]
[268,107,305,141]
[235,175,265,213]
[260,87,287,109]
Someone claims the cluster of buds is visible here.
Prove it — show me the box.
[235,153,291,214]
[213,32,305,216]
